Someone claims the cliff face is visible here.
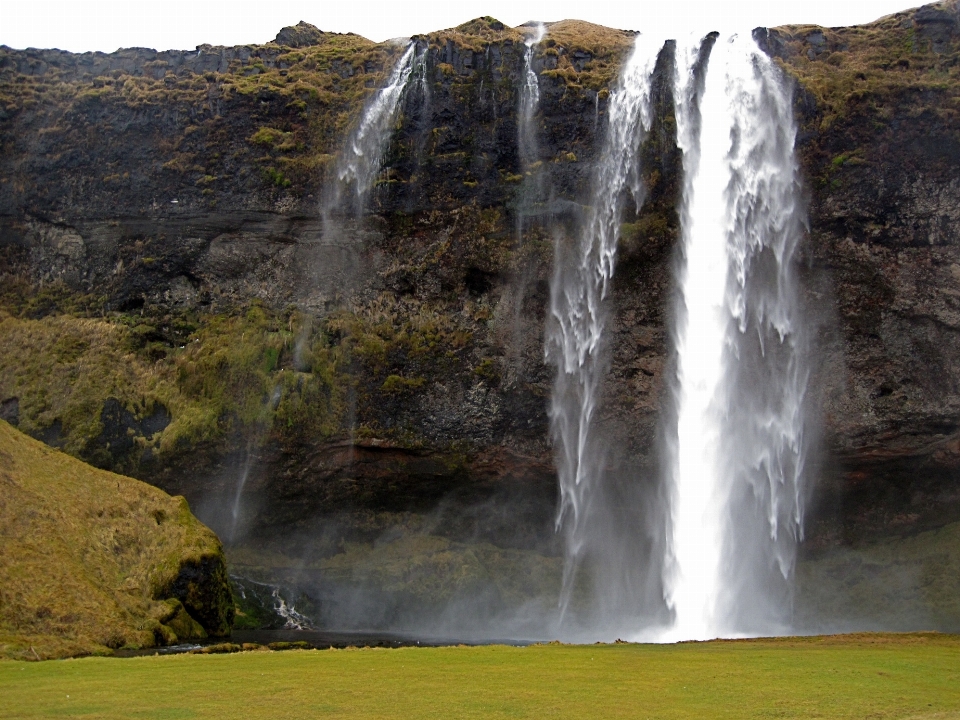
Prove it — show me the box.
[2,6,960,631]
[0,19,644,553]
[759,4,960,550]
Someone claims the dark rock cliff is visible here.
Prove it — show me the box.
[1,7,959,631]
[758,4,960,551]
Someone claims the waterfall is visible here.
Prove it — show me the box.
[518,24,545,170]
[515,23,547,242]
[665,32,808,640]
[546,34,663,626]
[327,42,426,214]
[228,453,253,543]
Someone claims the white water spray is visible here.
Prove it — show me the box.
[546,34,663,624]
[665,32,807,640]
[272,588,314,630]
[329,42,426,212]
[518,23,546,169]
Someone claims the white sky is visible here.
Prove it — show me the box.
[1,0,920,53]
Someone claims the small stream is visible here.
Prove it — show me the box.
[113,575,533,657]
[114,628,530,657]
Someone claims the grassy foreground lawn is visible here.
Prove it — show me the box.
[1,634,958,719]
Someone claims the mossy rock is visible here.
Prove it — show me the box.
[268,641,312,651]
[159,553,234,638]
[190,642,243,654]
[159,599,208,643]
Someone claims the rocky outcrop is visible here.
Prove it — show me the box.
[275,22,327,49]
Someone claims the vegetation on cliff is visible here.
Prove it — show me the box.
[0,16,632,212]
[797,520,960,632]
[0,265,526,476]
[0,420,232,660]
[769,0,960,187]
[0,25,400,205]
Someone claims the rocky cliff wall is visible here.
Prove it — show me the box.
[759,4,960,550]
[2,6,960,630]
[0,19,642,549]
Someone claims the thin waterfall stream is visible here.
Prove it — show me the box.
[516,22,547,233]
[546,34,663,627]
[325,41,426,216]
[518,23,546,174]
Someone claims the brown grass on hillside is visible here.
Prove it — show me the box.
[423,17,526,52]
[0,421,226,660]
[774,0,960,133]
[541,20,636,91]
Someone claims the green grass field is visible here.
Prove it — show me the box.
[1,634,959,719]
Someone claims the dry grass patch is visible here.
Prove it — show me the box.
[775,1,960,133]
[542,19,637,90]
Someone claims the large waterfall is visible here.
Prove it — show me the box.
[545,35,663,627]
[665,33,808,639]
[546,30,807,640]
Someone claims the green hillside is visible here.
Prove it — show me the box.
[0,420,232,660]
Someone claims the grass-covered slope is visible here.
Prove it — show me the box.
[770,0,960,186]
[0,421,232,660]
[1,635,959,719]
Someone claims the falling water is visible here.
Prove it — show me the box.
[227,383,281,544]
[546,34,663,624]
[518,24,546,170]
[271,588,314,630]
[514,23,548,244]
[665,32,807,640]
[327,41,426,214]
[228,455,253,543]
